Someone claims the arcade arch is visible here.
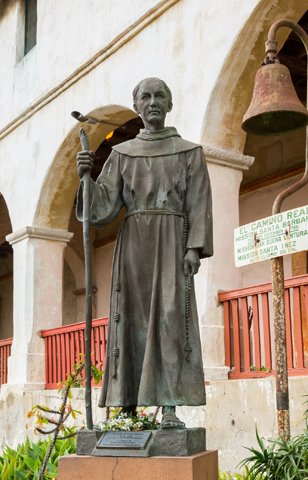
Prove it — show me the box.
[34,105,142,325]
[201,0,308,153]
[34,106,138,231]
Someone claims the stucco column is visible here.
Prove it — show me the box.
[195,146,254,381]
[5,226,73,390]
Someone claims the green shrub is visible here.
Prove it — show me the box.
[240,427,308,480]
[0,435,76,479]
[237,395,308,479]
[219,466,265,479]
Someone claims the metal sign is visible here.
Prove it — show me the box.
[234,205,308,268]
[96,431,152,450]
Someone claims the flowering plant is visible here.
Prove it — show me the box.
[97,408,160,431]
[26,356,103,480]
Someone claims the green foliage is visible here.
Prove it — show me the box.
[27,403,82,438]
[220,396,308,480]
[0,436,76,480]
[91,361,104,385]
[26,357,90,479]
[219,470,234,479]
[240,394,308,480]
[219,466,265,479]
[57,354,103,390]
[240,426,308,480]
[250,366,270,373]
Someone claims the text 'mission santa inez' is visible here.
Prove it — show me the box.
[234,205,308,268]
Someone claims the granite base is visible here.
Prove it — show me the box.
[58,450,218,480]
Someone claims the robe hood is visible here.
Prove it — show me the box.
[112,127,201,157]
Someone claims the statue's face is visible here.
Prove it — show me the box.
[134,79,172,130]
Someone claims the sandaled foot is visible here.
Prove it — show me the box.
[160,408,185,429]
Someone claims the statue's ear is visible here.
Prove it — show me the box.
[133,103,139,114]
[167,101,173,113]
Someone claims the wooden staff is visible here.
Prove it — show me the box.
[79,128,93,430]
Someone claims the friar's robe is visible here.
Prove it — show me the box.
[76,127,213,407]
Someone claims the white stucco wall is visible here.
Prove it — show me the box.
[0,0,261,229]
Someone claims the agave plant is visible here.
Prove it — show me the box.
[0,435,76,480]
[240,425,308,479]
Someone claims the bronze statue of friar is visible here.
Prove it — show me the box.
[76,77,213,428]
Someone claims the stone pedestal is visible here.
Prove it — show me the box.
[58,450,218,480]
[77,428,206,457]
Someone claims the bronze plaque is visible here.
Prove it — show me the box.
[96,431,152,450]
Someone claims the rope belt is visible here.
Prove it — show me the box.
[125,209,185,219]
[112,209,193,379]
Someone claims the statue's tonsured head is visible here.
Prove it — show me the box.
[132,78,173,129]
[133,77,172,106]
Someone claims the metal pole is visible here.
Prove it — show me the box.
[266,20,308,439]
[271,256,290,438]
[79,127,93,430]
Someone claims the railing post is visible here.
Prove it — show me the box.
[41,318,107,389]
[241,297,251,372]
[0,339,13,389]
[223,301,232,369]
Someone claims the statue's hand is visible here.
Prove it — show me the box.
[77,150,95,179]
[184,248,200,276]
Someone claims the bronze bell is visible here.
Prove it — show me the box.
[242,63,308,136]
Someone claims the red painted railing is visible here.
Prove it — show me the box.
[0,338,12,388]
[41,318,108,389]
[219,274,308,379]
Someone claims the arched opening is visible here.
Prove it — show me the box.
[34,106,138,230]
[34,105,143,327]
[66,115,144,322]
[0,195,13,340]
[0,194,13,341]
[200,0,308,153]
[0,194,13,388]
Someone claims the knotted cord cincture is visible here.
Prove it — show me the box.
[183,215,193,362]
[112,281,121,378]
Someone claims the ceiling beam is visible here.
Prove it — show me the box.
[278,52,307,76]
